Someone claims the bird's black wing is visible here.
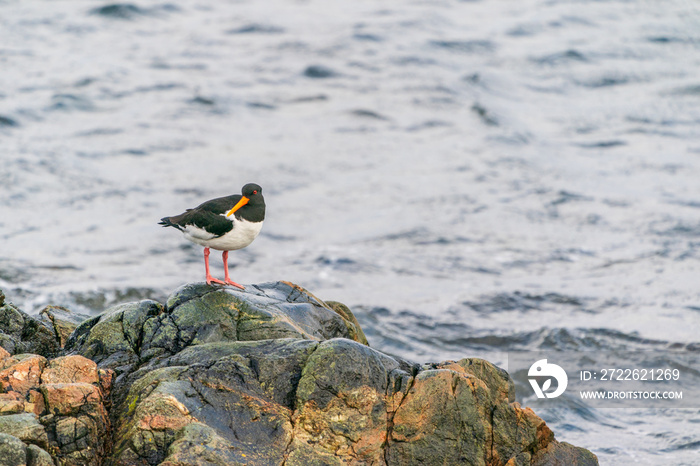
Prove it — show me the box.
[166,209,234,237]
[195,195,242,215]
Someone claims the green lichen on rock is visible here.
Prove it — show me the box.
[65,282,368,372]
[0,300,60,357]
[64,300,163,370]
[0,413,49,450]
[0,432,27,466]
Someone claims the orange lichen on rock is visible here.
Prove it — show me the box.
[41,355,100,385]
[0,354,47,395]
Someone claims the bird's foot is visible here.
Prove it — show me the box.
[206,276,244,289]
[224,279,245,290]
[206,276,226,286]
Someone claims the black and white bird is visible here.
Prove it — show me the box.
[159,183,265,289]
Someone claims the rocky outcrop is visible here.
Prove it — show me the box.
[0,282,598,465]
[0,346,113,465]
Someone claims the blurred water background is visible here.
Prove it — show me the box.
[1,0,699,463]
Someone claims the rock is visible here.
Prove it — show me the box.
[158,281,363,346]
[64,300,162,374]
[162,423,250,465]
[98,368,116,405]
[325,300,369,345]
[110,373,198,464]
[39,305,90,349]
[0,432,26,466]
[65,281,367,375]
[41,355,99,385]
[386,368,493,464]
[290,338,400,464]
[26,390,46,417]
[41,382,103,416]
[0,354,47,395]
[0,282,597,466]
[26,444,55,466]
[40,380,110,465]
[0,295,113,466]
[0,392,25,414]
[531,440,600,466]
[100,330,599,465]
[0,300,60,357]
[108,339,315,465]
[0,413,49,449]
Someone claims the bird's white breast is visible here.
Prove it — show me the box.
[183,217,263,251]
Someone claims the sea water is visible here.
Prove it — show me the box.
[1,1,699,463]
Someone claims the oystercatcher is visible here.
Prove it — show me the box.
[159,183,265,289]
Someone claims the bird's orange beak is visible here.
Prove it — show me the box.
[226,196,249,217]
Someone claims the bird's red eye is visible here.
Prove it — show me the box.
[253,190,258,194]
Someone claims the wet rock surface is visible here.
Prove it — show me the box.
[0,282,597,465]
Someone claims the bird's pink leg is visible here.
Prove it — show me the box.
[204,247,225,285]
[222,251,244,289]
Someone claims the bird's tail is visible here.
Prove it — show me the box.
[158,217,183,231]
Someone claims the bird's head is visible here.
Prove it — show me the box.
[226,183,263,217]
